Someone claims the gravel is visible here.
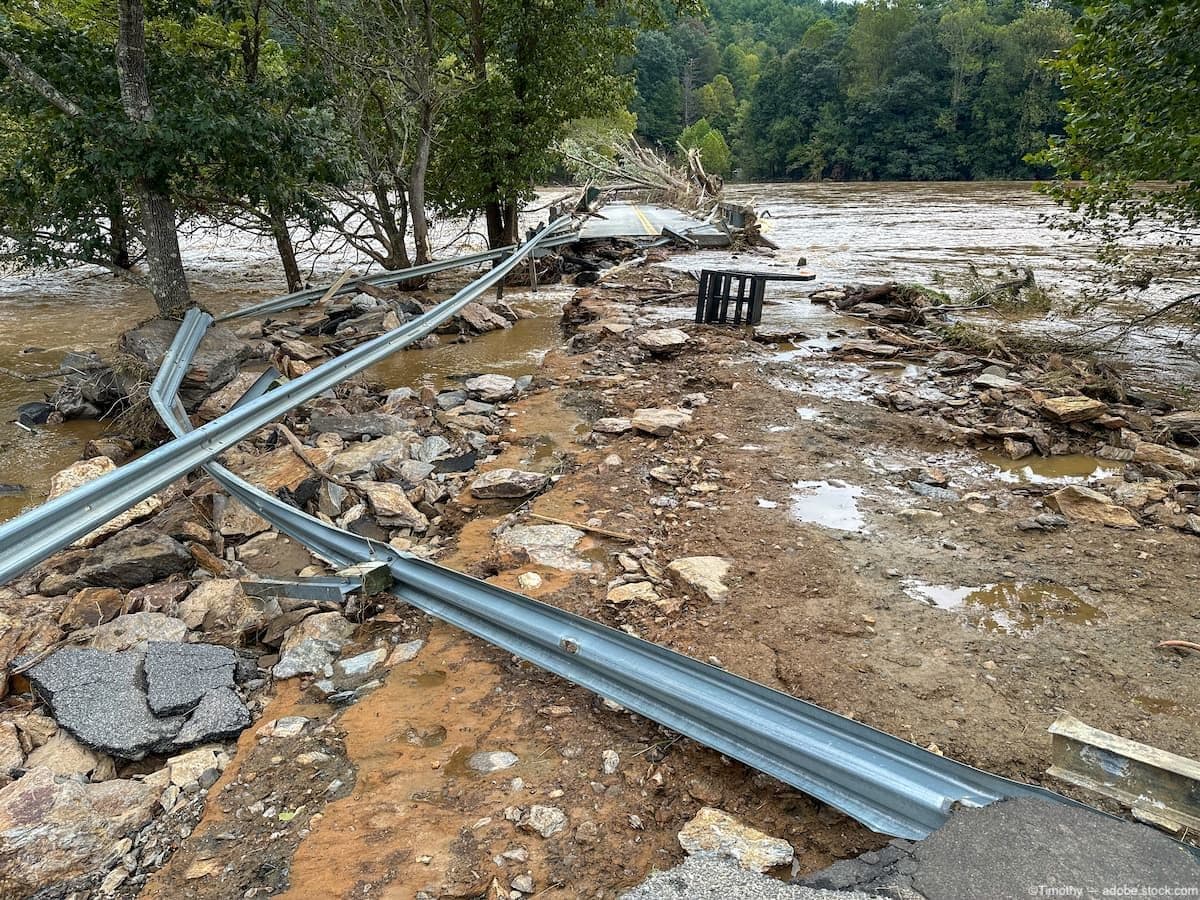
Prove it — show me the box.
[619,854,883,900]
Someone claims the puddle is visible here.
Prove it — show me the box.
[981,452,1124,484]
[367,286,572,392]
[790,480,866,531]
[903,580,1103,634]
[1133,695,1181,715]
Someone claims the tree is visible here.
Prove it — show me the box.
[678,117,731,177]
[1034,1,1200,320]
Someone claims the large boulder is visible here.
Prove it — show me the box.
[38,528,191,595]
[0,767,159,897]
[119,318,253,408]
[1046,485,1140,528]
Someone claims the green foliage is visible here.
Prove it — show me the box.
[678,117,731,177]
[630,0,1076,181]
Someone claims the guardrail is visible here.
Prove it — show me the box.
[1,212,1094,841]
[0,217,576,583]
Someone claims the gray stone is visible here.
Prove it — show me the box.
[468,750,519,773]
[525,805,568,838]
[678,807,793,872]
[414,434,452,463]
[632,407,693,437]
[274,612,356,679]
[119,319,252,407]
[464,373,517,402]
[39,528,192,595]
[382,459,436,484]
[435,390,469,411]
[620,853,867,900]
[497,525,590,572]
[308,412,416,439]
[333,647,388,679]
[329,433,418,477]
[667,557,732,602]
[144,642,237,716]
[388,640,425,665]
[592,417,633,434]
[360,482,430,530]
[635,328,689,354]
[907,481,959,502]
[26,648,182,759]
[172,687,251,746]
[470,468,550,499]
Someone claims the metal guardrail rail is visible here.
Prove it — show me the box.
[2,211,1092,841]
[148,258,1086,841]
[0,218,576,583]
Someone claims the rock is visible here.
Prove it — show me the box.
[360,482,430,530]
[525,805,568,838]
[907,481,959,502]
[58,587,126,630]
[465,374,517,402]
[414,434,452,463]
[127,581,190,616]
[217,498,270,539]
[83,436,135,464]
[1040,396,1108,423]
[48,457,162,548]
[239,444,333,492]
[677,807,794,873]
[144,642,237,716]
[632,407,692,437]
[496,525,590,572]
[592,417,632,435]
[511,874,534,894]
[11,714,56,752]
[308,412,416,440]
[333,647,387,679]
[196,371,262,421]
[458,303,511,334]
[166,745,229,791]
[0,767,159,896]
[606,582,659,606]
[383,459,436,484]
[973,373,1020,391]
[1017,513,1070,532]
[0,725,21,780]
[328,433,416,477]
[517,572,543,591]
[120,318,252,407]
[177,580,265,636]
[26,649,182,759]
[468,751,519,774]
[1131,441,1200,474]
[39,528,192,595]
[257,716,308,739]
[1110,481,1168,511]
[470,469,550,500]
[667,557,731,602]
[435,390,469,411]
[388,640,425,665]
[1046,485,1140,528]
[84,612,189,652]
[601,749,619,775]
[172,687,251,746]
[273,612,356,679]
[635,328,689,354]
[1160,410,1200,443]
[24,730,115,781]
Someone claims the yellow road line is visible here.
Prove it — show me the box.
[631,203,658,235]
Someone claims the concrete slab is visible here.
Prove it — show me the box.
[580,202,727,245]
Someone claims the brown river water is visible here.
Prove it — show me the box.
[1,181,1197,520]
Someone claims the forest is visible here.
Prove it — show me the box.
[629,0,1081,180]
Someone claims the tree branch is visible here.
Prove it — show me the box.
[0,47,85,118]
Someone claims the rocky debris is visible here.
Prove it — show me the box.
[667,557,731,602]
[677,807,794,873]
[26,640,250,760]
[83,612,189,652]
[177,580,265,638]
[457,302,511,334]
[309,412,416,440]
[496,525,591,572]
[48,457,162,548]
[39,528,192,595]
[601,749,620,775]
[635,328,689,354]
[470,468,550,499]
[1039,395,1108,423]
[521,804,568,838]
[592,417,633,434]
[360,482,430,530]
[1131,440,1200,474]
[196,371,262,422]
[217,497,271,539]
[388,640,425,665]
[120,318,253,408]
[1046,485,1140,529]
[257,715,308,739]
[58,587,127,629]
[606,582,659,606]
[166,745,230,792]
[0,767,160,896]
[1017,513,1070,532]
[468,751,519,774]
[329,433,415,477]
[632,407,693,437]
[273,612,356,679]
[622,853,867,900]
[465,374,518,402]
[23,730,115,781]
[973,372,1020,391]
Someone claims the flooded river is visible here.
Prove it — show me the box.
[1,181,1197,518]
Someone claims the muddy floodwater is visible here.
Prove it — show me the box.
[2,181,1197,518]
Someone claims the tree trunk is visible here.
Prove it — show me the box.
[373,181,411,270]
[115,0,191,318]
[107,197,133,270]
[268,199,302,291]
[410,103,433,265]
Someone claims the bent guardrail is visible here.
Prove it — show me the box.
[0,217,575,583]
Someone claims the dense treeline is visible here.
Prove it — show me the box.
[628,0,1079,181]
